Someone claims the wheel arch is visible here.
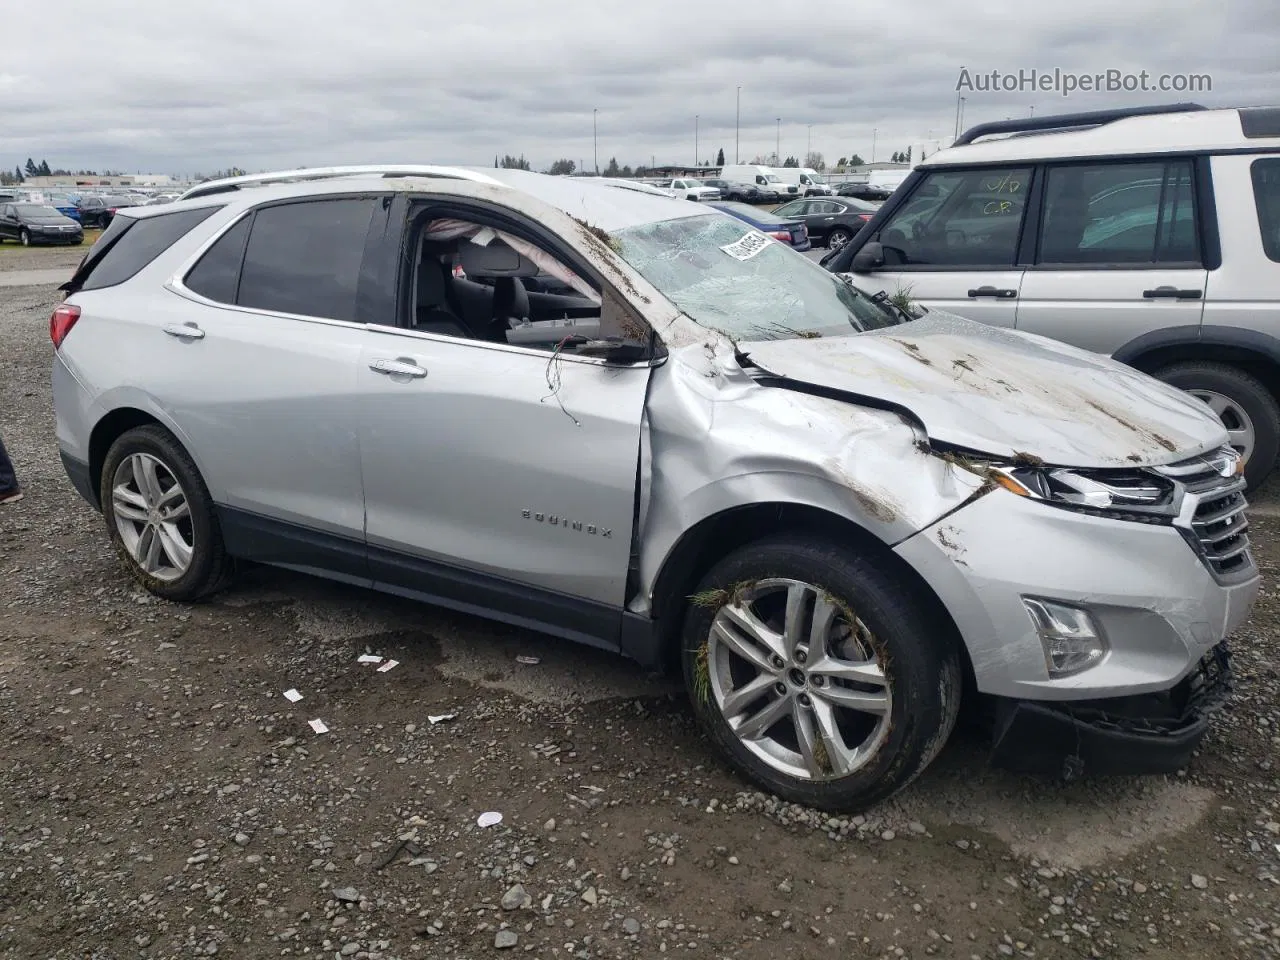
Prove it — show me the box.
[1114,325,1280,399]
[647,501,975,688]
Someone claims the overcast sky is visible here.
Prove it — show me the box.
[2,0,1276,177]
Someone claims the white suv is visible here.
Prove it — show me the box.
[824,103,1280,489]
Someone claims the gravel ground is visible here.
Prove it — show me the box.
[3,278,1280,960]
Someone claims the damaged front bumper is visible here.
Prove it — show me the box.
[988,643,1233,779]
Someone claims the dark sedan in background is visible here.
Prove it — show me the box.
[704,178,770,204]
[834,181,893,202]
[706,200,811,250]
[0,203,84,245]
[75,194,139,228]
[772,196,879,250]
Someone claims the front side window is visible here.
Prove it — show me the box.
[235,198,380,322]
[1251,158,1280,263]
[875,166,1031,267]
[612,212,903,341]
[1038,160,1200,265]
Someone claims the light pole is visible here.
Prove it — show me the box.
[954,92,968,140]
[695,114,699,166]
[871,127,877,163]
[735,86,741,163]
[806,123,812,165]
[775,117,781,165]
[592,108,598,174]
[1029,105,1035,117]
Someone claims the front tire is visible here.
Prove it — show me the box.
[681,535,962,812]
[19,229,29,247]
[1155,361,1280,490]
[100,424,233,601]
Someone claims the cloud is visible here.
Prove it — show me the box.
[2,0,1273,175]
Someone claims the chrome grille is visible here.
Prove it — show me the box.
[1155,447,1253,580]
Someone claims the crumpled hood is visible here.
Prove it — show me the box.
[739,310,1228,468]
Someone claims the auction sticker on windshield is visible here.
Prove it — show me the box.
[721,231,771,261]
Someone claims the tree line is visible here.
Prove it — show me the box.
[496,147,887,176]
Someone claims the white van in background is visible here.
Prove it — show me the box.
[772,166,833,196]
[718,164,796,201]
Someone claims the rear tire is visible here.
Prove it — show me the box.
[100,424,234,601]
[680,535,962,812]
[827,227,853,251]
[19,229,29,247]
[1155,361,1280,490]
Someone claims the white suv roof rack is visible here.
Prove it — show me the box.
[179,165,505,201]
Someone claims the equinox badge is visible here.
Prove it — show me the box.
[522,509,611,538]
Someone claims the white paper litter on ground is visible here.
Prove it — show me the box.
[283,688,303,703]
[357,654,383,664]
[428,713,457,725]
[515,655,540,665]
[477,811,503,828]
[308,719,329,734]
[377,659,400,672]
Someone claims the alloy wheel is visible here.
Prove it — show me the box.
[1188,388,1256,463]
[706,578,892,781]
[110,453,195,582]
[828,230,852,252]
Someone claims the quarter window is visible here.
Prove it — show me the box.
[1251,158,1280,263]
[1037,160,1200,265]
[184,215,251,303]
[78,206,221,292]
[874,166,1031,267]
[235,198,380,322]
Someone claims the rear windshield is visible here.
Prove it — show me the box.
[65,206,222,293]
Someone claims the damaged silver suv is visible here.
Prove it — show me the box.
[51,165,1259,811]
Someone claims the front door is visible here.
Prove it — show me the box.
[1016,158,1208,355]
[356,203,652,645]
[845,165,1034,328]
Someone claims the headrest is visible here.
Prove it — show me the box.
[457,239,538,277]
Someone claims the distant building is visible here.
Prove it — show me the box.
[20,174,181,189]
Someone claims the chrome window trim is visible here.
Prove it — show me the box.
[165,205,662,369]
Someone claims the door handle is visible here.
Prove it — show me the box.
[1143,286,1203,300]
[369,358,427,379]
[967,286,1018,299]
[163,322,205,340]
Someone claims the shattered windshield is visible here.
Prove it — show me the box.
[611,213,904,340]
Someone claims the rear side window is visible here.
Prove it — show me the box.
[1037,160,1199,265]
[184,215,251,303]
[234,198,379,322]
[1251,159,1280,263]
[78,207,221,292]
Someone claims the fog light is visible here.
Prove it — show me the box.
[1022,598,1108,678]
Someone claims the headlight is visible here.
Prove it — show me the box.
[947,455,1179,520]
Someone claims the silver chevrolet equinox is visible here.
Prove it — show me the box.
[51,165,1260,812]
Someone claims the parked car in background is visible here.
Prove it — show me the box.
[835,181,893,202]
[46,193,81,221]
[77,195,140,229]
[51,164,1256,812]
[0,202,84,245]
[719,164,796,202]
[704,178,767,203]
[708,199,811,250]
[773,166,834,196]
[665,178,721,201]
[823,102,1280,489]
[773,196,879,250]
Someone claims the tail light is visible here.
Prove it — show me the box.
[50,304,81,348]
[858,214,873,221]
[768,231,791,242]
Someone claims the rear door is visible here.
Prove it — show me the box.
[154,196,386,572]
[844,165,1032,328]
[1015,158,1207,355]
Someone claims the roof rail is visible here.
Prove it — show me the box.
[178,165,505,201]
[953,102,1208,147]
